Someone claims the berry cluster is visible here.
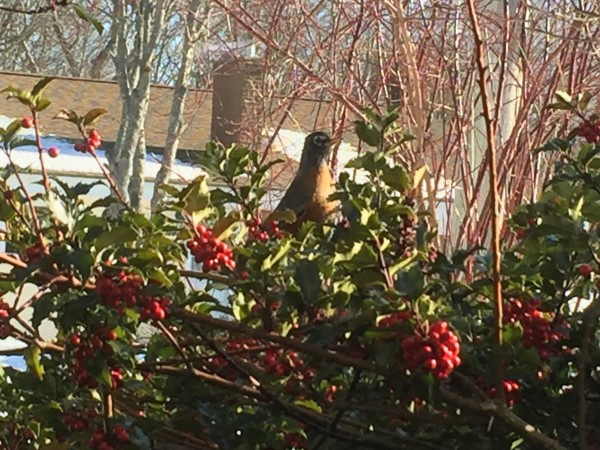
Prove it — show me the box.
[69,326,121,389]
[378,311,413,345]
[325,384,340,402]
[378,311,412,329]
[577,119,600,143]
[74,129,102,153]
[247,218,283,242]
[484,379,521,407]
[138,295,170,321]
[62,409,97,432]
[504,298,567,359]
[96,271,142,309]
[96,270,171,320]
[284,432,306,449]
[250,299,280,316]
[0,300,11,338]
[89,424,129,450]
[401,321,461,379]
[264,349,304,376]
[208,338,261,381]
[187,224,236,272]
[24,243,46,264]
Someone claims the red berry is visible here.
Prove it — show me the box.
[21,117,34,128]
[106,329,117,341]
[47,146,60,158]
[69,334,81,346]
[89,129,101,140]
[578,264,594,278]
[91,335,103,349]
[74,142,86,152]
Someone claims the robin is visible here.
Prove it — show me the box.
[267,131,339,233]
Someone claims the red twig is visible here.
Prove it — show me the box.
[465,0,505,398]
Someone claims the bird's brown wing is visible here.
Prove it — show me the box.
[273,177,311,216]
[264,176,311,229]
[268,165,337,231]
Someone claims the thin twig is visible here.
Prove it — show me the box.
[0,0,70,14]
[465,0,505,399]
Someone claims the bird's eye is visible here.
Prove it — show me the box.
[312,134,327,145]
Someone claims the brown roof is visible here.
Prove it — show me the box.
[0,71,213,151]
[0,71,359,148]
[0,70,362,189]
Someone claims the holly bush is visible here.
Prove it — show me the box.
[0,79,598,450]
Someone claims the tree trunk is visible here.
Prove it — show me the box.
[109,0,172,210]
[151,0,208,212]
[130,129,147,210]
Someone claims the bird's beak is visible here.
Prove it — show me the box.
[329,137,341,146]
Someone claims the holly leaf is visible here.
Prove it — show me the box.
[261,239,292,271]
[24,347,44,380]
[83,108,108,127]
[294,260,321,305]
[32,77,55,97]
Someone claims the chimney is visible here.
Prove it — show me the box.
[211,56,263,148]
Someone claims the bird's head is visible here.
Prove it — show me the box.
[300,131,338,168]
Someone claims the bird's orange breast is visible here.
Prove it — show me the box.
[297,164,338,223]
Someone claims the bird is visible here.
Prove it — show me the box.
[266,131,339,233]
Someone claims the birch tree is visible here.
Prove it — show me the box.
[108,0,174,210]
[151,0,209,212]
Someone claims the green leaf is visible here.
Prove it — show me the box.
[9,138,37,149]
[294,260,321,305]
[0,196,16,222]
[46,191,72,228]
[510,438,524,449]
[3,119,23,144]
[31,77,55,97]
[53,109,81,125]
[32,296,54,329]
[180,175,211,224]
[294,398,322,413]
[261,239,292,271]
[577,91,593,111]
[73,5,104,35]
[72,180,104,197]
[354,121,381,147]
[388,252,417,277]
[535,138,571,153]
[159,184,181,197]
[2,86,33,107]
[83,108,108,127]
[554,90,572,105]
[98,367,112,386]
[212,213,239,240]
[381,165,409,192]
[35,97,52,112]
[412,165,427,190]
[24,347,44,380]
[69,249,96,280]
[95,227,139,250]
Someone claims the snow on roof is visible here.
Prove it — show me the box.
[0,115,205,184]
[265,128,368,182]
